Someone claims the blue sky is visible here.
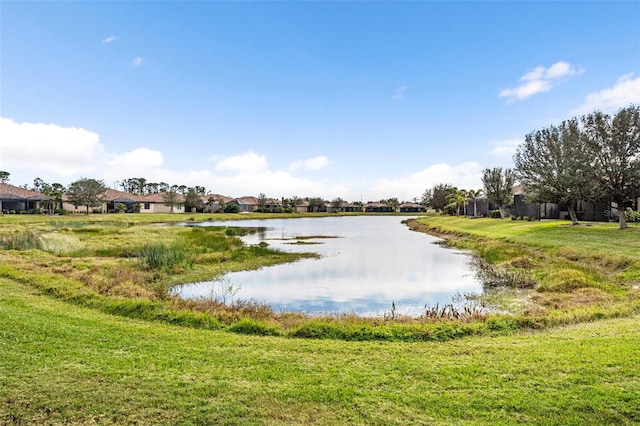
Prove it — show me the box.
[1,1,639,202]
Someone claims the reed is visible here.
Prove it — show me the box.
[137,243,195,270]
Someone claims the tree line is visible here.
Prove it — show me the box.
[422,105,640,229]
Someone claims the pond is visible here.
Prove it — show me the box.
[174,216,482,316]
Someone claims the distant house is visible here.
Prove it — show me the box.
[363,202,394,213]
[294,200,309,213]
[399,202,426,213]
[138,192,185,214]
[511,186,632,222]
[200,194,233,213]
[264,198,284,212]
[103,189,141,213]
[326,201,361,213]
[62,188,144,213]
[0,183,47,213]
[340,202,361,212]
[228,196,259,213]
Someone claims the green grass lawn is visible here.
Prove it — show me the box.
[1,214,640,423]
[1,277,639,425]
[415,215,640,255]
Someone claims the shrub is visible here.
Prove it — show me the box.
[228,319,280,336]
[490,209,502,218]
[224,204,240,213]
[625,208,639,223]
[443,202,457,216]
[289,322,345,339]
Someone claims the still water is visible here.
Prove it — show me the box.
[174,216,482,316]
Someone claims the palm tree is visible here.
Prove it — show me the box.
[446,188,466,216]
[466,189,484,217]
[290,196,303,213]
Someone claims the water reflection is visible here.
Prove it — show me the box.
[175,216,482,316]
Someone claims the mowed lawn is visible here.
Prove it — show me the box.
[1,277,639,425]
[415,216,640,284]
[416,216,640,257]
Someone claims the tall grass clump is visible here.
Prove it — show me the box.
[137,243,195,270]
[0,231,42,250]
[39,233,88,256]
[183,227,242,252]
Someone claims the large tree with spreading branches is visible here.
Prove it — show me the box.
[481,167,515,218]
[67,178,107,214]
[514,118,595,225]
[582,105,640,229]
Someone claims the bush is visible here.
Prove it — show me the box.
[443,202,457,216]
[289,322,346,339]
[228,319,280,336]
[625,208,639,223]
[224,204,240,213]
[490,210,502,218]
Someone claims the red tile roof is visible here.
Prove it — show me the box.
[0,183,47,200]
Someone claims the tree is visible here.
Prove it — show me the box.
[32,177,46,192]
[146,182,160,194]
[514,118,595,225]
[582,105,640,229]
[67,178,107,214]
[330,197,344,212]
[290,196,303,213]
[446,188,466,216]
[162,185,181,213]
[48,183,66,213]
[466,189,483,217]
[120,177,147,195]
[205,196,220,213]
[385,197,400,212]
[31,178,65,214]
[481,167,515,218]
[184,187,203,212]
[422,183,453,212]
[0,171,10,183]
[308,197,325,212]
[257,193,268,212]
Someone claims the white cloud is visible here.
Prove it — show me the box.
[0,118,494,202]
[132,57,143,67]
[213,150,268,173]
[108,148,164,169]
[574,73,640,114]
[371,162,485,201]
[0,117,105,178]
[500,61,585,102]
[102,35,117,44]
[392,85,407,100]
[489,139,522,158]
[289,156,330,172]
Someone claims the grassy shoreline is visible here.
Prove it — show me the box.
[0,213,639,341]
